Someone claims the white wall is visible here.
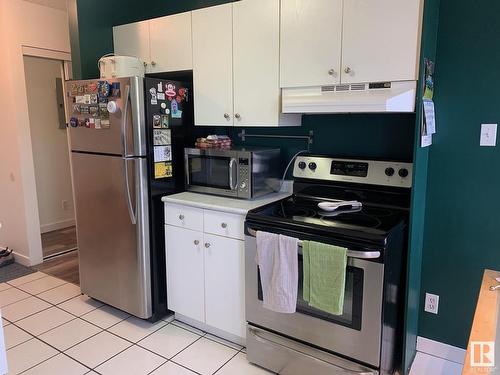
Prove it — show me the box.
[24,56,75,233]
[0,0,70,265]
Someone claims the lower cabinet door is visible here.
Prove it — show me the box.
[165,225,205,322]
[204,233,246,338]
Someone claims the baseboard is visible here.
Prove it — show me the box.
[40,219,75,234]
[174,313,246,347]
[417,336,466,364]
[12,251,31,267]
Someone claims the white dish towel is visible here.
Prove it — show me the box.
[256,231,299,314]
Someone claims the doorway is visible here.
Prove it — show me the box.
[23,55,79,284]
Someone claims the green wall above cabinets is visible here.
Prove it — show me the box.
[419,0,500,349]
[75,0,236,79]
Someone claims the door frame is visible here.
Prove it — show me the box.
[21,46,73,266]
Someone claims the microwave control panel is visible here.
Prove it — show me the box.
[238,158,250,193]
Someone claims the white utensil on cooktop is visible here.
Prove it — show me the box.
[318,200,362,212]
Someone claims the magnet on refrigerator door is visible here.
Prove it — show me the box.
[154,145,172,162]
[150,88,158,105]
[153,115,161,128]
[154,162,173,179]
[157,92,165,100]
[161,115,169,128]
[75,95,86,104]
[90,94,98,104]
[78,118,85,127]
[87,82,98,94]
[98,81,111,98]
[157,82,163,92]
[70,117,78,127]
[165,83,176,98]
[153,129,171,145]
[111,82,121,97]
[95,118,101,129]
[101,119,110,129]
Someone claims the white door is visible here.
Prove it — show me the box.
[341,0,422,84]
[192,4,234,126]
[280,0,343,88]
[232,0,280,126]
[204,234,245,338]
[113,21,150,69]
[149,12,193,73]
[165,225,205,322]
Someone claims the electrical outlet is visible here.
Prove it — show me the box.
[480,124,497,146]
[425,293,439,314]
[62,200,69,210]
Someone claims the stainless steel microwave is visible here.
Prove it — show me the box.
[184,147,281,199]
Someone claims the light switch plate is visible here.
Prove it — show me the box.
[480,123,497,146]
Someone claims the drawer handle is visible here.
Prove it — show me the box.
[221,223,228,229]
[204,243,211,248]
[178,214,185,220]
[194,240,199,245]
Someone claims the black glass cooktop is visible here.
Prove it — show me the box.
[247,195,408,241]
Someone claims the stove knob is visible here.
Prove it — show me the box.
[385,167,395,177]
[308,162,317,171]
[298,161,307,170]
[398,168,409,178]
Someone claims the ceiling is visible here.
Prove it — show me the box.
[23,0,67,11]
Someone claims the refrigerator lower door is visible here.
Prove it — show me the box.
[72,152,151,318]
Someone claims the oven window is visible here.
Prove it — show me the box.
[258,258,364,331]
[188,155,231,189]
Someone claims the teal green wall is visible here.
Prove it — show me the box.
[403,0,440,372]
[418,0,500,349]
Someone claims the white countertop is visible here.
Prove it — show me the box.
[162,191,291,215]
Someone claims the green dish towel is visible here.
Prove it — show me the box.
[303,241,347,315]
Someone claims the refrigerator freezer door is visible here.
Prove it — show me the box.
[67,77,146,157]
[72,152,151,318]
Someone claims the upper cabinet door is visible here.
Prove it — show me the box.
[113,21,150,67]
[192,4,234,126]
[232,0,280,126]
[341,0,423,84]
[280,0,343,88]
[149,12,193,73]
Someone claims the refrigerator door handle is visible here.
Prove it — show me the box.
[123,157,137,225]
[121,84,131,157]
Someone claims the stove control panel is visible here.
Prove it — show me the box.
[293,156,413,188]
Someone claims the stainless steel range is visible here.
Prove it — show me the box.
[244,155,413,375]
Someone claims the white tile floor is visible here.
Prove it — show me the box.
[1,272,273,374]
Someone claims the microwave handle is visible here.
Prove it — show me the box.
[229,158,238,190]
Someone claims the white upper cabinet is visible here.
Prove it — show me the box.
[341,0,422,84]
[193,0,301,127]
[113,13,193,73]
[113,21,150,66]
[280,0,343,87]
[149,12,193,73]
[232,0,300,127]
[280,0,423,87]
[192,4,234,126]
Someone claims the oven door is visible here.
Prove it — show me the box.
[245,225,384,368]
[185,149,240,197]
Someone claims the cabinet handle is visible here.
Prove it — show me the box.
[344,67,352,74]
[151,61,156,66]
[224,113,231,121]
[143,62,148,67]
[328,69,336,76]
[194,240,199,245]
[235,113,241,120]
[178,214,185,220]
[221,223,228,229]
[204,243,211,248]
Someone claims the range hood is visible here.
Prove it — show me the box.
[282,81,417,114]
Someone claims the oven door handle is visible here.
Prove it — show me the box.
[246,227,381,260]
[248,327,377,375]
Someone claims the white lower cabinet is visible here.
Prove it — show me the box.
[165,204,246,339]
[204,233,245,338]
[165,225,205,323]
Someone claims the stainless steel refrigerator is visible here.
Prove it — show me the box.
[66,76,194,320]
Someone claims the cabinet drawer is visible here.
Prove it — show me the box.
[204,210,244,240]
[165,203,204,231]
